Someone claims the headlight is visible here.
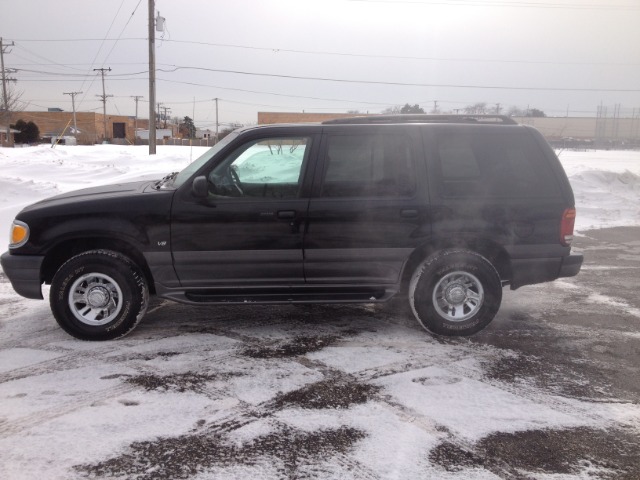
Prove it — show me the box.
[9,220,30,248]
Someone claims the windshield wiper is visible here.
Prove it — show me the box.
[154,172,179,190]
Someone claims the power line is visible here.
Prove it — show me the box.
[75,0,128,110]
[15,68,147,78]
[346,0,640,10]
[7,38,638,67]
[156,78,393,106]
[160,39,640,67]
[99,0,144,69]
[13,43,87,73]
[156,65,640,93]
[8,38,145,42]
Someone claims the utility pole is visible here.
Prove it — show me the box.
[495,103,501,115]
[1,37,16,147]
[214,98,219,143]
[156,102,162,128]
[131,95,143,143]
[63,91,82,142]
[93,67,112,142]
[148,0,157,154]
[162,105,171,128]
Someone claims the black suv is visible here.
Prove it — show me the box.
[1,115,582,340]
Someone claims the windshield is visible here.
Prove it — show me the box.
[172,131,240,188]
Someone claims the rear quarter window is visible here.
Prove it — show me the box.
[436,130,561,198]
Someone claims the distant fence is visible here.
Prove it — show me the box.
[129,138,217,147]
[547,138,640,150]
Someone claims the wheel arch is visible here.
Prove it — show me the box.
[41,237,155,294]
[400,236,511,294]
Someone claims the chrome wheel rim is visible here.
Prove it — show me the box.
[68,273,123,326]
[433,271,484,322]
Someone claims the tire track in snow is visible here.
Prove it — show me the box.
[0,383,136,437]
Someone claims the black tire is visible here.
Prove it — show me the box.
[409,250,502,336]
[50,250,149,341]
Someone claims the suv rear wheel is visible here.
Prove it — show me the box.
[50,250,148,340]
[409,250,502,336]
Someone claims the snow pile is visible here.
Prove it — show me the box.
[558,150,640,231]
[567,169,640,231]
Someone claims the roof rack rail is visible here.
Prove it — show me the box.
[322,114,518,125]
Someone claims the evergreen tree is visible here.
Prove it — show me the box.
[400,104,425,114]
[179,116,196,138]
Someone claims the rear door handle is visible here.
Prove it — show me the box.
[277,210,296,219]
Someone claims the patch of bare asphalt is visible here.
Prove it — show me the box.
[75,425,366,480]
[482,353,614,399]
[478,328,640,401]
[133,351,182,361]
[429,426,640,479]
[124,371,240,393]
[241,335,338,359]
[273,378,381,409]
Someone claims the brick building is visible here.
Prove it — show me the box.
[5,111,151,145]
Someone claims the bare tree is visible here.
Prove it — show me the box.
[464,102,487,115]
[1,84,25,146]
[381,105,402,114]
[507,106,526,117]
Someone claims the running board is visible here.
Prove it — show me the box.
[156,285,396,305]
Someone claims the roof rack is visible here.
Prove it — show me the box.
[322,114,518,125]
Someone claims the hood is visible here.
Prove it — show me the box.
[23,180,157,211]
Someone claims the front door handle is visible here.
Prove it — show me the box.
[277,210,296,219]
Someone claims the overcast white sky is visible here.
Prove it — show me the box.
[1,0,639,128]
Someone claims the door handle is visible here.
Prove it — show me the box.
[277,210,296,219]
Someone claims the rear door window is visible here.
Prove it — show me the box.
[320,133,416,197]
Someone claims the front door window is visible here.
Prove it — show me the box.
[209,137,310,199]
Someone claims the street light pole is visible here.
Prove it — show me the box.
[131,95,143,143]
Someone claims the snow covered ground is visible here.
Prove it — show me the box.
[1,145,639,479]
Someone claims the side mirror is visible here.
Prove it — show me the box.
[192,176,208,199]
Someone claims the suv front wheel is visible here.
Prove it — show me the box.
[409,250,502,336]
[50,250,149,340]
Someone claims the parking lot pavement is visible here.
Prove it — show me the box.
[469,226,640,403]
[0,227,639,479]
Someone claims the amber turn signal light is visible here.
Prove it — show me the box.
[9,221,30,248]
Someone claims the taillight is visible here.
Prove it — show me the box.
[560,208,576,246]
